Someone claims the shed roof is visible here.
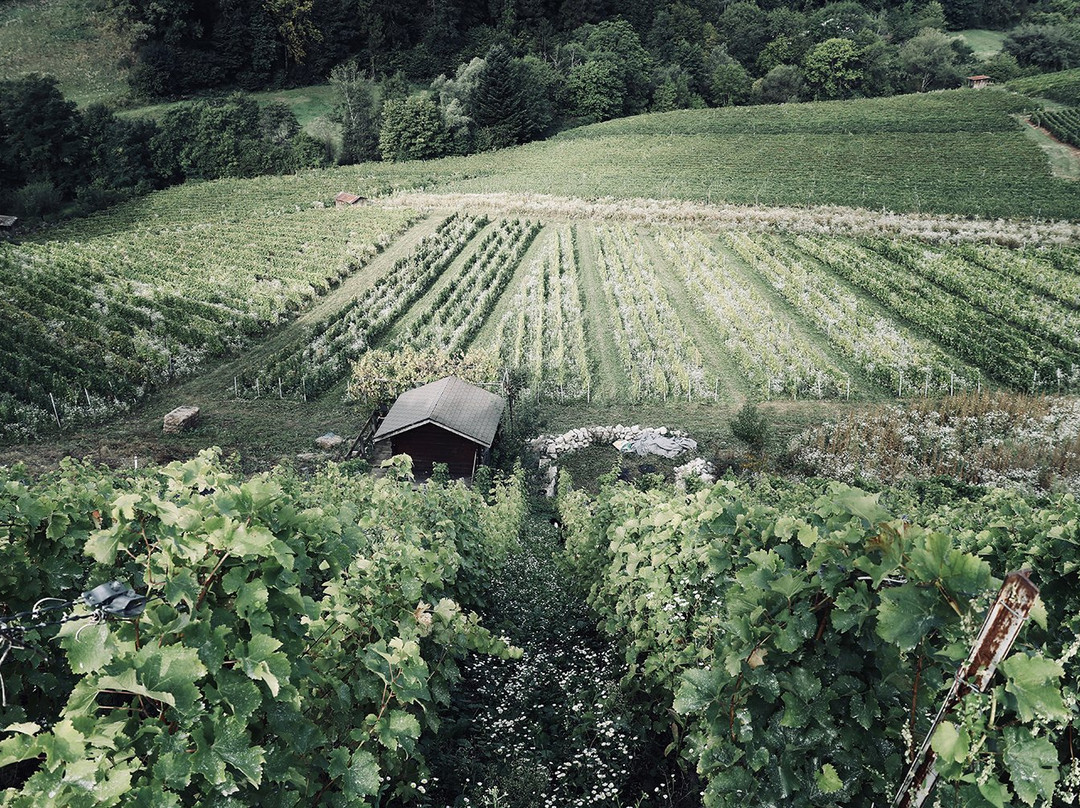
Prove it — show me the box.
[372,376,505,448]
[334,192,362,205]
[0,215,17,228]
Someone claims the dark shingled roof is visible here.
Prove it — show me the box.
[372,377,505,448]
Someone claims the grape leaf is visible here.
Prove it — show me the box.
[1003,726,1058,806]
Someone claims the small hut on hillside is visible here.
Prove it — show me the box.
[334,192,364,207]
[966,75,992,89]
[372,376,504,478]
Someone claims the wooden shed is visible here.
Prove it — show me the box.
[372,376,504,478]
[966,75,992,89]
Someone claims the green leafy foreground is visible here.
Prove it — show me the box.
[0,450,526,806]
[558,473,1080,807]
[3,449,1080,806]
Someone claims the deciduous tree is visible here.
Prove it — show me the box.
[379,94,451,161]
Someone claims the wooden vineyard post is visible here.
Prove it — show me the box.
[892,571,1041,808]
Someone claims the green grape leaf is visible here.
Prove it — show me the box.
[110,493,141,523]
[235,579,269,620]
[830,485,890,526]
[930,720,969,764]
[374,709,420,753]
[673,667,722,715]
[1028,595,1047,631]
[213,716,265,788]
[3,722,41,736]
[1003,726,1058,806]
[58,621,117,674]
[998,653,1070,722]
[978,775,1012,808]
[84,527,123,565]
[164,569,201,608]
[239,633,288,697]
[815,763,843,794]
[876,585,944,651]
[344,749,380,797]
[95,668,176,709]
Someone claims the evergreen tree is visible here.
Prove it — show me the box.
[469,44,526,148]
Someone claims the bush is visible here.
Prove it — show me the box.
[729,400,770,453]
[12,181,63,218]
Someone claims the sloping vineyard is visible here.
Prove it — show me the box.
[1031,107,1080,148]
[725,232,979,396]
[0,206,415,439]
[652,228,849,399]
[6,198,1080,442]
[493,226,593,401]
[246,212,487,397]
[793,235,1080,393]
[399,219,541,354]
[591,223,705,401]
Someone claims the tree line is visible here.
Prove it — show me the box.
[111,0,1078,101]
[0,76,325,221]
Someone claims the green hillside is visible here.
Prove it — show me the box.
[1008,68,1080,106]
[0,0,129,106]
[429,89,1077,219]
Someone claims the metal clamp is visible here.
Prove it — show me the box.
[81,581,148,618]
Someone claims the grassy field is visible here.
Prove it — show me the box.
[402,90,1080,220]
[119,84,341,140]
[0,0,130,106]
[956,28,1006,58]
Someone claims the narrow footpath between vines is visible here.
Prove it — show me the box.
[423,512,700,808]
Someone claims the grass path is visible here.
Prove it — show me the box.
[426,516,690,807]
[0,213,442,474]
[1021,117,1080,181]
[572,224,632,403]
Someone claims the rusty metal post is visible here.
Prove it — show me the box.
[892,570,1040,808]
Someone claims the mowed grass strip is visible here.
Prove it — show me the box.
[572,224,633,403]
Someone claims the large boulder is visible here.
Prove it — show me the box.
[162,405,200,434]
[315,432,344,451]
